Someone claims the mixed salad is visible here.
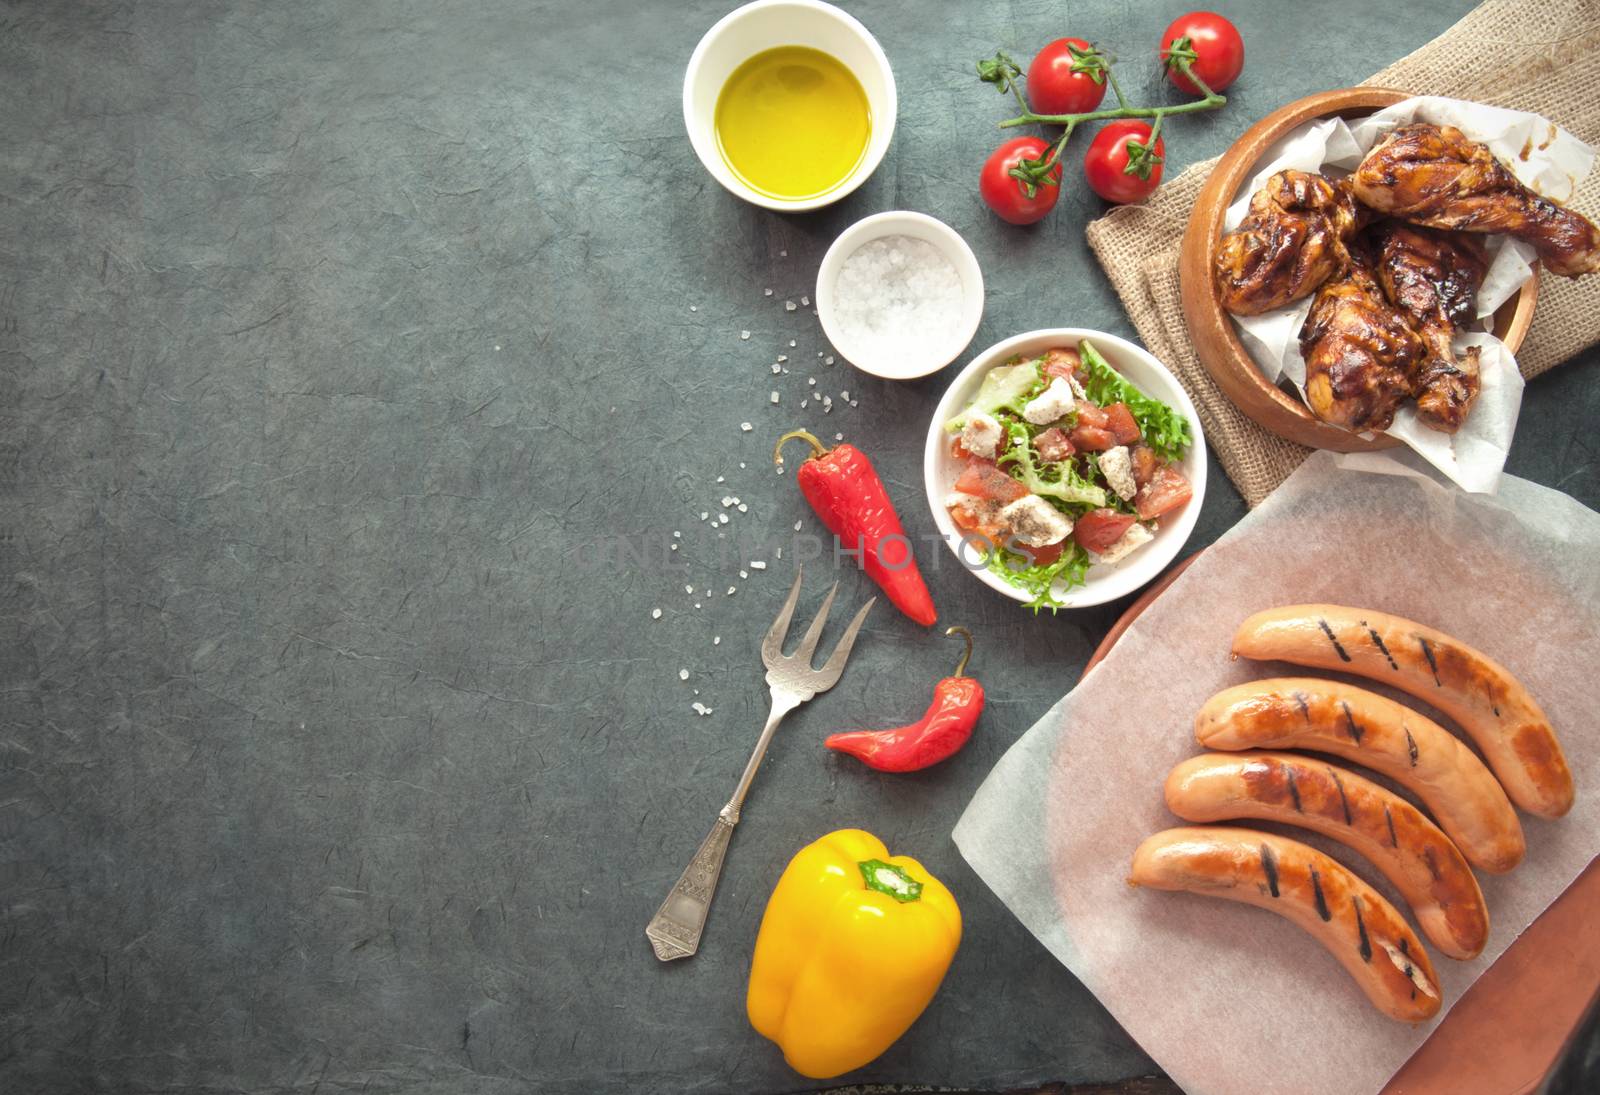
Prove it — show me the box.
[943,339,1194,610]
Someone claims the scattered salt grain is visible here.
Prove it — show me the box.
[800,295,809,306]
[689,305,698,312]
[788,339,797,348]
[808,377,816,386]
[750,560,767,570]
[830,235,963,367]
[673,530,682,538]
[740,330,750,340]
[699,512,709,521]
[739,462,746,468]
[785,300,796,312]
[726,586,737,595]
[764,288,773,296]
[771,363,781,374]
[716,476,725,484]
[694,602,702,608]
[692,701,713,716]
[679,668,689,681]
[770,391,780,404]
[776,547,783,558]
[670,543,679,551]
[777,355,787,363]
[801,400,808,409]
[779,249,788,257]
[834,432,843,441]
[713,636,721,646]
[685,585,694,594]
[824,355,835,365]
[718,514,730,525]
[740,422,753,432]
[794,520,802,531]
[737,503,747,513]
[740,570,748,579]
[840,390,850,399]
[850,400,858,407]
[652,608,662,619]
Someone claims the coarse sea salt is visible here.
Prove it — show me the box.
[830,235,963,365]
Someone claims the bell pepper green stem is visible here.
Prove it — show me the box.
[859,859,924,903]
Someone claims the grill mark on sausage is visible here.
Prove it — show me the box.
[1404,727,1419,767]
[1384,803,1398,848]
[1353,896,1373,962]
[1260,842,1281,897]
[1329,766,1353,825]
[1365,624,1399,670]
[1284,764,1303,812]
[1318,618,1352,662]
[1340,700,1364,744]
[1310,866,1331,921]
[1293,690,1311,721]
[1418,635,1441,685]
[1422,845,1441,881]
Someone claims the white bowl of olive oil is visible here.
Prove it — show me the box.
[683,0,897,212]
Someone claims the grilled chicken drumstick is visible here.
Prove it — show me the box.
[1375,223,1489,433]
[1352,123,1600,277]
[1298,246,1421,432]
[1216,170,1370,315]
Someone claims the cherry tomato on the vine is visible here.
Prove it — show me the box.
[980,136,1062,225]
[1083,121,1164,204]
[1160,11,1244,96]
[1026,37,1108,116]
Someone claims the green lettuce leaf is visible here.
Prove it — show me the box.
[986,541,1092,613]
[1079,339,1192,462]
[996,423,1106,508]
[945,361,1042,432]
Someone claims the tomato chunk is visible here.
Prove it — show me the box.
[1074,508,1136,554]
[1103,402,1141,445]
[1024,539,1066,566]
[1075,401,1108,429]
[1034,427,1076,463]
[1041,347,1084,383]
[1069,423,1117,452]
[955,461,1028,503]
[1135,465,1193,520]
[1130,444,1161,488]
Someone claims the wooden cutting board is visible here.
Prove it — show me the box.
[1085,554,1600,1095]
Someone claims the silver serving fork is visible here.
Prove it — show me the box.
[645,567,875,961]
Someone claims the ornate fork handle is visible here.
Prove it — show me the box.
[646,691,800,961]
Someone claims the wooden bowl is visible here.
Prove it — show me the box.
[1178,87,1540,452]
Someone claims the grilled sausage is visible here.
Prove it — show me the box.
[1130,827,1441,1022]
[1232,605,1572,818]
[1196,678,1524,873]
[1165,752,1489,959]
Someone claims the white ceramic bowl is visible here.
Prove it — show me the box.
[923,329,1208,609]
[682,0,897,212]
[815,211,984,380]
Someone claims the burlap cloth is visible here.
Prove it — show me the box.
[1086,0,1600,505]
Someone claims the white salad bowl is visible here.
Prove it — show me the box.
[922,329,1208,610]
[682,0,897,212]
[815,210,985,380]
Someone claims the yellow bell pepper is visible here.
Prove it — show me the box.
[746,828,962,1079]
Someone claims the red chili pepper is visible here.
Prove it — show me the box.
[775,429,937,627]
[826,627,984,772]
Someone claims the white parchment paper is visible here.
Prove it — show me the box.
[953,451,1600,1095]
[1224,97,1595,494]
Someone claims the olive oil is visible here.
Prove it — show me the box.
[714,46,871,201]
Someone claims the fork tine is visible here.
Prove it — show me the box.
[812,596,876,690]
[761,566,805,665]
[793,582,838,666]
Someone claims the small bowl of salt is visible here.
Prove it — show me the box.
[815,210,984,380]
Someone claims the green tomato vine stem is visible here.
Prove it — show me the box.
[981,47,1225,187]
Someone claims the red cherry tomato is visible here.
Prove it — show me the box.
[980,136,1062,225]
[1083,121,1164,204]
[1160,12,1245,96]
[1026,37,1108,116]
